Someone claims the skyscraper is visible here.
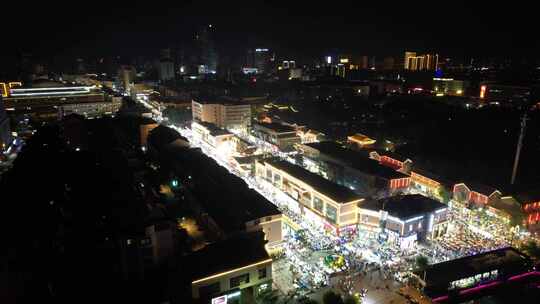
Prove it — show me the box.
[159,61,175,82]
[404,51,439,71]
[404,51,416,70]
[195,24,218,74]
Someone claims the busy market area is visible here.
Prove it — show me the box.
[137,95,540,304]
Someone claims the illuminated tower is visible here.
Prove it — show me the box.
[404,51,416,70]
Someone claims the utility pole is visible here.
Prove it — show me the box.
[511,113,528,185]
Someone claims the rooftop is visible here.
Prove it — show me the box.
[305,141,409,180]
[423,247,531,289]
[166,147,280,234]
[193,120,232,137]
[455,180,500,196]
[263,158,362,204]
[359,194,447,220]
[193,96,249,106]
[348,133,376,144]
[187,231,270,283]
[514,188,540,204]
[232,154,264,165]
[253,122,297,134]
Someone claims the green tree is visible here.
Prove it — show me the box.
[415,255,429,272]
[438,186,451,204]
[256,288,280,304]
[343,295,359,304]
[322,290,344,304]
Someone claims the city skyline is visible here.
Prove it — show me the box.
[2,3,540,304]
[1,2,539,61]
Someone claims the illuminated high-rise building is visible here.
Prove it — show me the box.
[404,51,439,71]
[195,24,218,74]
[117,65,136,91]
[425,54,439,70]
[404,51,416,70]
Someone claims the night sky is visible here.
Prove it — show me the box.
[1,1,539,62]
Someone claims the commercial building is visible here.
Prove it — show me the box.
[347,133,376,148]
[252,122,301,152]
[230,154,265,176]
[410,169,444,199]
[453,182,502,207]
[404,51,439,71]
[478,82,531,104]
[432,78,468,96]
[189,231,272,303]
[118,65,137,92]
[357,194,449,249]
[192,98,252,130]
[369,150,413,173]
[247,48,273,74]
[166,147,283,246]
[298,142,411,196]
[516,190,540,231]
[256,158,363,235]
[423,247,533,301]
[191,120,234,150]
[3,84,122,120]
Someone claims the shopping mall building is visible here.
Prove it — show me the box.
[255,158,363,236]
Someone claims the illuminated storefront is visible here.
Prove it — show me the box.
[453,183,501,207]
[255,158,362,236]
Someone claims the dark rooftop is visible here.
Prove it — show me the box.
[187,231,270,282]
[456,180,500,196]
[263,158,362,203]
[166,147,280,234]
[359,194,447,220]
[193,96,249,106]
[253,122,297,133]
[423,247,532,289]
[514,188,540,204]
[233,154,264,165]
[194,120,232,137]
[305,141,409,180]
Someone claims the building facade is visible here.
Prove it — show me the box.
[255,158,362,236]
[252,122,301,152]
[192,100,251,130]
[358,195,449,249]
[453,183,502,207]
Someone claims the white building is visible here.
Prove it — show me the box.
[192,99,251,130]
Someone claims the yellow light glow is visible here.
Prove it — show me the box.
[456,89,462,95]
[436,93,444,97]
[340,58,349,63]
[480,85,487,99]
[8,82,22,88]
[0,83,7,97]
[191,258,272,284]
[265,163,343,206]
